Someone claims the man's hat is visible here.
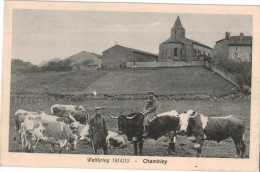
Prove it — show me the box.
[148,91,154,94]
[95,107,101,111]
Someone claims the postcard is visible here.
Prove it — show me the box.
[1,1,259,171]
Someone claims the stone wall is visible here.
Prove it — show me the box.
[127,61,206,68]
[206,62,251,93]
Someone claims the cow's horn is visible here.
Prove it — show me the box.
[109,115,118,119]
[126,114,138,119]
[67,112,77,121]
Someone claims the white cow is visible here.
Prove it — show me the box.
[21,119,78,153]
[106,131,127,149]
[14,109,42,141]
[19,111,79,148]
[50,104,86,115]
[157,110,179,117]
[75,124,126,149]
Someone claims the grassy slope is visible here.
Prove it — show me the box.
[11,67,235,96]
[84,67,235,96]
[11,70,109,94]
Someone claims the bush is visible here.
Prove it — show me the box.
[41,59,72,72]
[217,59,252,87]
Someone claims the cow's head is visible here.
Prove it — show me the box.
[109,114,127,135]
[31,122,47,150]
[65,112,80,129]
[186,115,201,140]
[78,125,90,141]
[110,113,143,139]
[69,134,78,151]
[178,109,197,133]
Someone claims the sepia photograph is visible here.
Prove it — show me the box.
[1,1,259,171]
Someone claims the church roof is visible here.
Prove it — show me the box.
[161,16,212,49]
[173,16,184,29]
[161,37,212,50]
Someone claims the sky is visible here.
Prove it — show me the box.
[12,10,252,65]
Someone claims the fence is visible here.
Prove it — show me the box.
[127,61,206,68]
[10,93,95,105]
[10,94,54,105]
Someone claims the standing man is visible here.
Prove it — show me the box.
[89,107,108,155]
[142,91,158,137]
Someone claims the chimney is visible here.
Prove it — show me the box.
[240,32,244,41]
[225,32,230,40]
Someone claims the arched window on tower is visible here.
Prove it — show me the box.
[174,48,178,56]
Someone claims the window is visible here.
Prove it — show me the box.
[194,49,196,55]
[174,48,178,56]
[204,52,205,55]
[208,53,210,57]
[235,47,238,51]
[198,50,201,55]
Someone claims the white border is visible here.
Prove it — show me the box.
[0,1,259,172]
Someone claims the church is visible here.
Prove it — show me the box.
[159,16,213,62]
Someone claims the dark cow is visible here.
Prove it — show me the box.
[179,109,246,158]
[110,111,179,155]
[67,110,89,125]
[51,106,89,124]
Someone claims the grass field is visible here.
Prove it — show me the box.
[12,67,235,96]
[11,70,109,94]
[9,98,250,158]
[84,67,235,96]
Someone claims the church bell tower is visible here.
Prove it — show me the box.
[171,16,185,39]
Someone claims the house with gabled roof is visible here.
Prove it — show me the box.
[101,44,158,69]
[159,16,213,62]
[213,32,252,62]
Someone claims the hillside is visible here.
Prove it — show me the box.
[11,70,109,94]
[83,67,235,96]
[11,67,236,96]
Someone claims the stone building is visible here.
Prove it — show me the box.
[101,44,158,69]
[213,32,252,62]
[159,16,213,62]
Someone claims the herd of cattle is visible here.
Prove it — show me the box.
[13,104,247,158]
